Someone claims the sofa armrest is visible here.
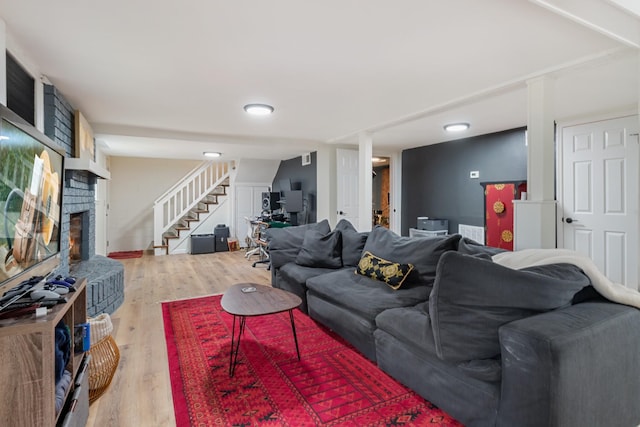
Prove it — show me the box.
[497,302,640,427]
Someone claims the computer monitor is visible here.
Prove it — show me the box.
[279,178,292,195]
[283,190,303,212]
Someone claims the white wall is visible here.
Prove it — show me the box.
[108,157,199,252]
[233,158,279,184]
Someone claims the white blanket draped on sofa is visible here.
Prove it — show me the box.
[492,249,640,310]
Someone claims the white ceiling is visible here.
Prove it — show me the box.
[0,0,638,161]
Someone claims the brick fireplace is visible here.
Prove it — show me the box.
[44,85,124,316]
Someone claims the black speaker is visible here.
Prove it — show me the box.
[261,192,280,211]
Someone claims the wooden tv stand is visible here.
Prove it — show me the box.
[0,278,89,427]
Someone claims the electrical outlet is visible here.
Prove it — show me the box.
[470,171,480,179]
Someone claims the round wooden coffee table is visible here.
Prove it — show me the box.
[221,283,302,376]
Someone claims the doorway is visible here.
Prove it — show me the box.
[372,157,390,228]
[558,115,639,289]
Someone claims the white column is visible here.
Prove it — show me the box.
[526,76,555,201]
[514,76,557,249]
[316,144,337,226]
[358,132,373,231]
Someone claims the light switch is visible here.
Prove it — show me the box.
[470,171,480,179]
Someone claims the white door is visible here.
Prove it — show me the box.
[234,185,268,247]
[336,148,359,229]
[561,115,639,289]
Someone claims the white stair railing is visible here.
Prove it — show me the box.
[153,160,233,253]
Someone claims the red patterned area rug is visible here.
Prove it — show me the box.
[162,294,463,426]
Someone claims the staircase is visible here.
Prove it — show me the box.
[153,161,234,255]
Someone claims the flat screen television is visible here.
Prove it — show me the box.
[0,104,64,292]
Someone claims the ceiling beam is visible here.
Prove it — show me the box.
[529,0,640,48]
[93,123,322,147]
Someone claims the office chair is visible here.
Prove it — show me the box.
[244,217,260,258]
[244,217,269,262]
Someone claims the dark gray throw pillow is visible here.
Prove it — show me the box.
[295,229,343,268]
[334,219,369,267]
[429,251,591,363]
[362,226,461,287]
[267,219,331,269]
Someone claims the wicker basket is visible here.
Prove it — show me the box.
[89,313,113,345]
[88,334,120,403]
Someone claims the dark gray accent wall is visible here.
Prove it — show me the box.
[401,128,527,236]
[272,152,317,224]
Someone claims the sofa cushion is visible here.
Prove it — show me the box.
[334,219,369,267]
[362,227,460,287]
[306,268,430,321]
[356,251,414,289]
[429,251,591,362]
[278,263,341,314]
[374,302,438,357]
[295,229,342,268]
[456,237,506,260]
[456,359,502,383]
[267,219,331,269]
[376,302,502,383]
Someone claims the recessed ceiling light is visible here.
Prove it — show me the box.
[243,103,274,115]
[203,151,222,158]
[444,122,470,132]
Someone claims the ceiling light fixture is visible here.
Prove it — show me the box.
[243,103,274,115]
[444,122,470,132]
[203,151,222,158]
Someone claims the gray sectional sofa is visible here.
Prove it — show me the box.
[265,219,640,427]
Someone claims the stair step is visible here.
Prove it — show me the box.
[164,234,179,240]
[175,226,189,231]
[194,209,209,214]
[184,217,199,223]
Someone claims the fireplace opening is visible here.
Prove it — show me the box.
[69,211,90,266]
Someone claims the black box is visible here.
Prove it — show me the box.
[214,224,230,238]
[191,234,215,254]
[215,236,229,252]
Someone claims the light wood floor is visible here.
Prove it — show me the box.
[86,250,271,427]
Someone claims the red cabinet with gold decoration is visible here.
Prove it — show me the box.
[481,181,526,251]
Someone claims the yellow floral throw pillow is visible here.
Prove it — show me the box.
[356,251,415,290]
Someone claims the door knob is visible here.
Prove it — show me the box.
[565,217,578,224]
[338,211,345,215]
